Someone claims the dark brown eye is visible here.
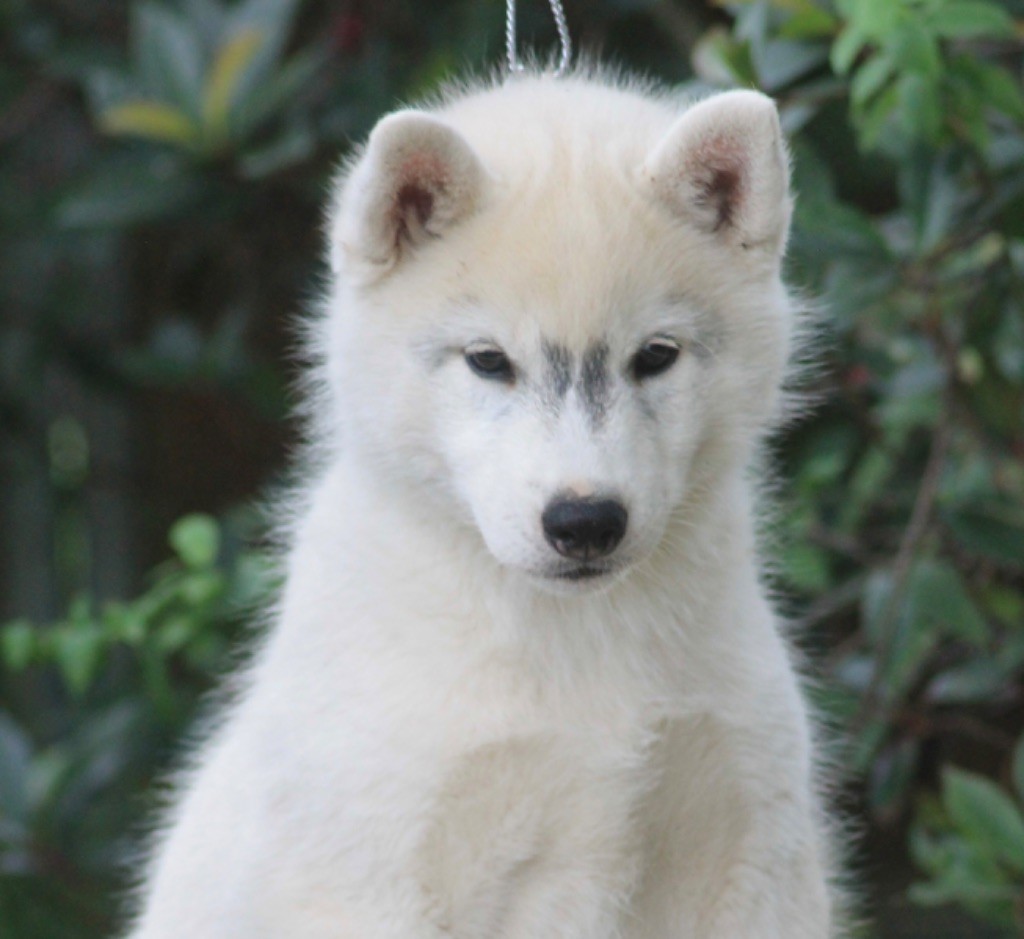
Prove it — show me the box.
[631,338,680,381]
[465,344,514,382]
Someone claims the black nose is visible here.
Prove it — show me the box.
[542,498,628,562]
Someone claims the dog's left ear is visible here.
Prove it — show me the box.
[646,91,790,254]
[331,111,486,279]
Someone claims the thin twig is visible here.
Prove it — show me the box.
[807,524,879,565]
[851,392,953,732]
[900,712,1017,751]
[795,574,866,635]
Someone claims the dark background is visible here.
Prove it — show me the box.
[1,1,1023,935]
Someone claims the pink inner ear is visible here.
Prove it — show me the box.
[399,151,448,181]
[696,165,742,232]
[391,154,450,246]
[397,153,450,191]
[394,183,434,239]
[688,135,746,234]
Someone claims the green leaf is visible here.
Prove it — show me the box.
[156,615,197,653]
[910,817,1019,926]
[732,0,770,45]
[54,624,104,698]
[836,0,902,37]
[222,0,304,118]
[852,717,890,773]
[910,822,955,874]
[24,747,74,821]
[877,380,941,437]
[899,148,962,255]
[1,620,35,670]
[927,660,1008,704]
[201,28,264,143]
[782,544,832,593]
[99,100,200,147]
[841,447,893,530]
[878,560,945,694]
[944,504,1024,567]
[229,0,302,58]
[830,24,867,75]
[181,0,226,45]
[889,20,942,79]
[862,557,984,702]
[102,603,146,645]
[859,81,902,150]
[180,570,224,606]
[778,8,840,40]
[169,514,220,569]
[931,1,1015,39]
[754,40,830,92]
[850,53,895,109]
[862,568,894,645]
[133,2,205,112]
[234,48,323,140]
[973,61,1024,122]
[944,768,1024,873]
[982,584,1024,630]
[692,29,757,87]
[909,878,1019,907]
[909,559,989,645]
[898,72,943,144]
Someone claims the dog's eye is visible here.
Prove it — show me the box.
[631,338,681,381]
[465,344,514,382]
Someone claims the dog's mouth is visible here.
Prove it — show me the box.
[529,562,621,590]
[550,564,613,582]
[524,559,631,595]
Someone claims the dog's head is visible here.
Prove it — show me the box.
[323,78,794,593]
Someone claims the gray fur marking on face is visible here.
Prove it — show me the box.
[540,337,612,426]
[579,341,610,425]
[542,340,573,408]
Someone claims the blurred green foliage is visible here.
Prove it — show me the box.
[910,748,1024,928]
[1,0,1023,936]
[0,512,272,937]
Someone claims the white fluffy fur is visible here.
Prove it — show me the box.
[124,71,840,939]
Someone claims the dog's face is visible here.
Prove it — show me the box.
[325,80,794,592]
[401,292,711,590]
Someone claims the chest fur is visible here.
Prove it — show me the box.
[416,725,663,939]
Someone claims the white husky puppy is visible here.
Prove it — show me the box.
[126,70,839,938]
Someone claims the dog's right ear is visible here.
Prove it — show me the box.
[330,111,485,279]
[645,91,790,255]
